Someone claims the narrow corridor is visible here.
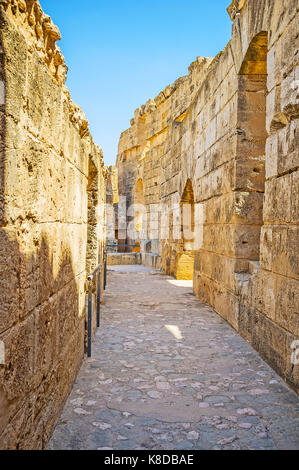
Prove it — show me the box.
[48,266,299,450]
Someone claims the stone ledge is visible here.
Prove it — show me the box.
[107,253,141,266]
[227,0,248,21]
[141,253,162,270]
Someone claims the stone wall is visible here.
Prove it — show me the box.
[116,0,299,393]
[0,1,106,449]
[107,253,141,266]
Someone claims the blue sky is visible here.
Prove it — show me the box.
[40,1,232,165]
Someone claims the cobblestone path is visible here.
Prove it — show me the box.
[48,266,299,450]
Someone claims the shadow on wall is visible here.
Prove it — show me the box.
[0,28,5,224]
[0,28,87,449]
[0,230,85,449]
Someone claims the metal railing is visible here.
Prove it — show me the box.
[104,252,107,290]
[87,264,102,358]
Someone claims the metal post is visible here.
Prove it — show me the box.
[97,271,101,328]
[104,252,107,290]
[87,278,92,358]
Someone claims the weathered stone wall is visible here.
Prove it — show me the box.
[116,0,298,393]
[0,1,106,449]
[107,252,141,266]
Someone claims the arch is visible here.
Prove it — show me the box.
[239,31,268,75]
[236,31,268,266]
[177,179,195,280]
[181,179,195,250]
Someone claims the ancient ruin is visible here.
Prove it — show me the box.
[0,0,298,451]
[115,0,299,395]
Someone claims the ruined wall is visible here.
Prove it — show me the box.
[0,1,106,449]
[116,0,298,393]
[232,0,299,394]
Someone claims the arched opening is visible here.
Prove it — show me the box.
[177,179,195,281]
[135,178,145,205]
[237,31,268,268]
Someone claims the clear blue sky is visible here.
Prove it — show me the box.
[40,1,232,166]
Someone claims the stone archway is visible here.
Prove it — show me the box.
[236,31,268,268]
[177,179,195,280]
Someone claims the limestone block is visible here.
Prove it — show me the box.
[0,397,35,450]
[265,133,278,179]
[204,117,217,152]
[216,101,231,141]
[32,297,59,389]
[195,250,244,293]
[0,79,5,105]
[278,120,299,176]
[3,24,27,123]
[214,287,240,331]
[280,14,299,79]
[264,174,292,224]
[266,85,289,134]
[281,68,299,122]
[275,275,299,336]
[267,38,282,93]
[194,270,240,330]
[0,314,35,403]
[238,82,267,138]
[239,303,255,342]
[18,237,54,318]
[197,160,234,201]
[234,158,265,192]
[291,168,299,224]
[234,191,264,224]
[193,270,215,307]
[203,191,263,225]
[260,226,273,271]
[0,229,20,334]
[261,225,299,279]
[219,67,238,110]
[249,270,276,322]
[202,223,260,260]
[267,0,298,49]
[266,120,298,179]
[287,226,299,279]
[107,253,141,266]
[285,331,299,393]
[252,309,287,380]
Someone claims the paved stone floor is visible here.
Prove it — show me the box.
[48,266,299,450]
